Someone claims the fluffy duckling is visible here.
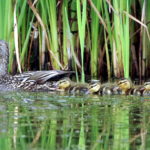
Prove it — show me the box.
[54,78,71,91]
[143,82,150,90]
[69,85,88,95]
[69,80,101,95]
[99,83,113,95]
[141,82,150,96]
[132,85,144,96]
[117,79,133,95]
[132,81,150,96]
[53,78,88,94]
[53,78,102,95]
[86,80,101,94]
[99,83,122,95]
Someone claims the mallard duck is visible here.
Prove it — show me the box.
[117,78,133,95]
[0,40,74,91]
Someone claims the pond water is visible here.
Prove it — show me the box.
[0,91,150,150]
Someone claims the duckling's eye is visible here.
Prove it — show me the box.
[90,84,95,88]
[90,83,99,88]
[119,81,126,85]
[144,82,150,86]
[118,82,122,85]
[59,80,66,84]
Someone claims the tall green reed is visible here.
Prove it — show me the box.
[90,0,101,78]
[76,0,87,82]
[1,0,150,80]
[142,0,150,78]
[0,0,12,40]
[113,0,130,78]
[46,0,60,69]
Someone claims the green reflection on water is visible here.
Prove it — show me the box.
[0,91,149,150]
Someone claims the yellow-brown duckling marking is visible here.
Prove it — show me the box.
[143,82,150,90]
[132,85,143,96]
[132,82,150,96]
[55,78,71,91]
[117,79,132,95]
[141,82,150,96]
[88,82,101,94]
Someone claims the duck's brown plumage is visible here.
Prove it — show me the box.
[0,40,74,91]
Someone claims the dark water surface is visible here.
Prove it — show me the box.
[0,91,150,150]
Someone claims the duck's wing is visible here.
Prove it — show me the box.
[14,70,75,84]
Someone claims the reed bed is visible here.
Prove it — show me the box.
[0,0,150,81]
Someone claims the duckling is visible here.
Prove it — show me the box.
[117,79,133,95]
[99,83,112,95]
[53,78,102,95]
[132,85,144,96]
[99,84,123,95]
[52,78,88,94]
[143,82,150,90]
[54,78,71,92]
[69,85,89,95]
[141,82,150,96]
[86,80,101,94]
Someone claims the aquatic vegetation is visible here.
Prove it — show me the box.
[0,0,149,82]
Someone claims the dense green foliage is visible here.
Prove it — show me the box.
[0,0,150,81]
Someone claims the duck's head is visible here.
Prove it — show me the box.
[0,40,9,76]
[117,79,132,93]
[87,80,101,94]
[55,78,71,91]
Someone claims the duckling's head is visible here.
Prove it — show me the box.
[143,82,150,91]
[117,79,132,93]
[142,82,150,96]
[55,78,71,91]
[0,40,9,76]
[88,81,101,94]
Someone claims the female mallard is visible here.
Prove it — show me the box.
[0,40,74,91]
